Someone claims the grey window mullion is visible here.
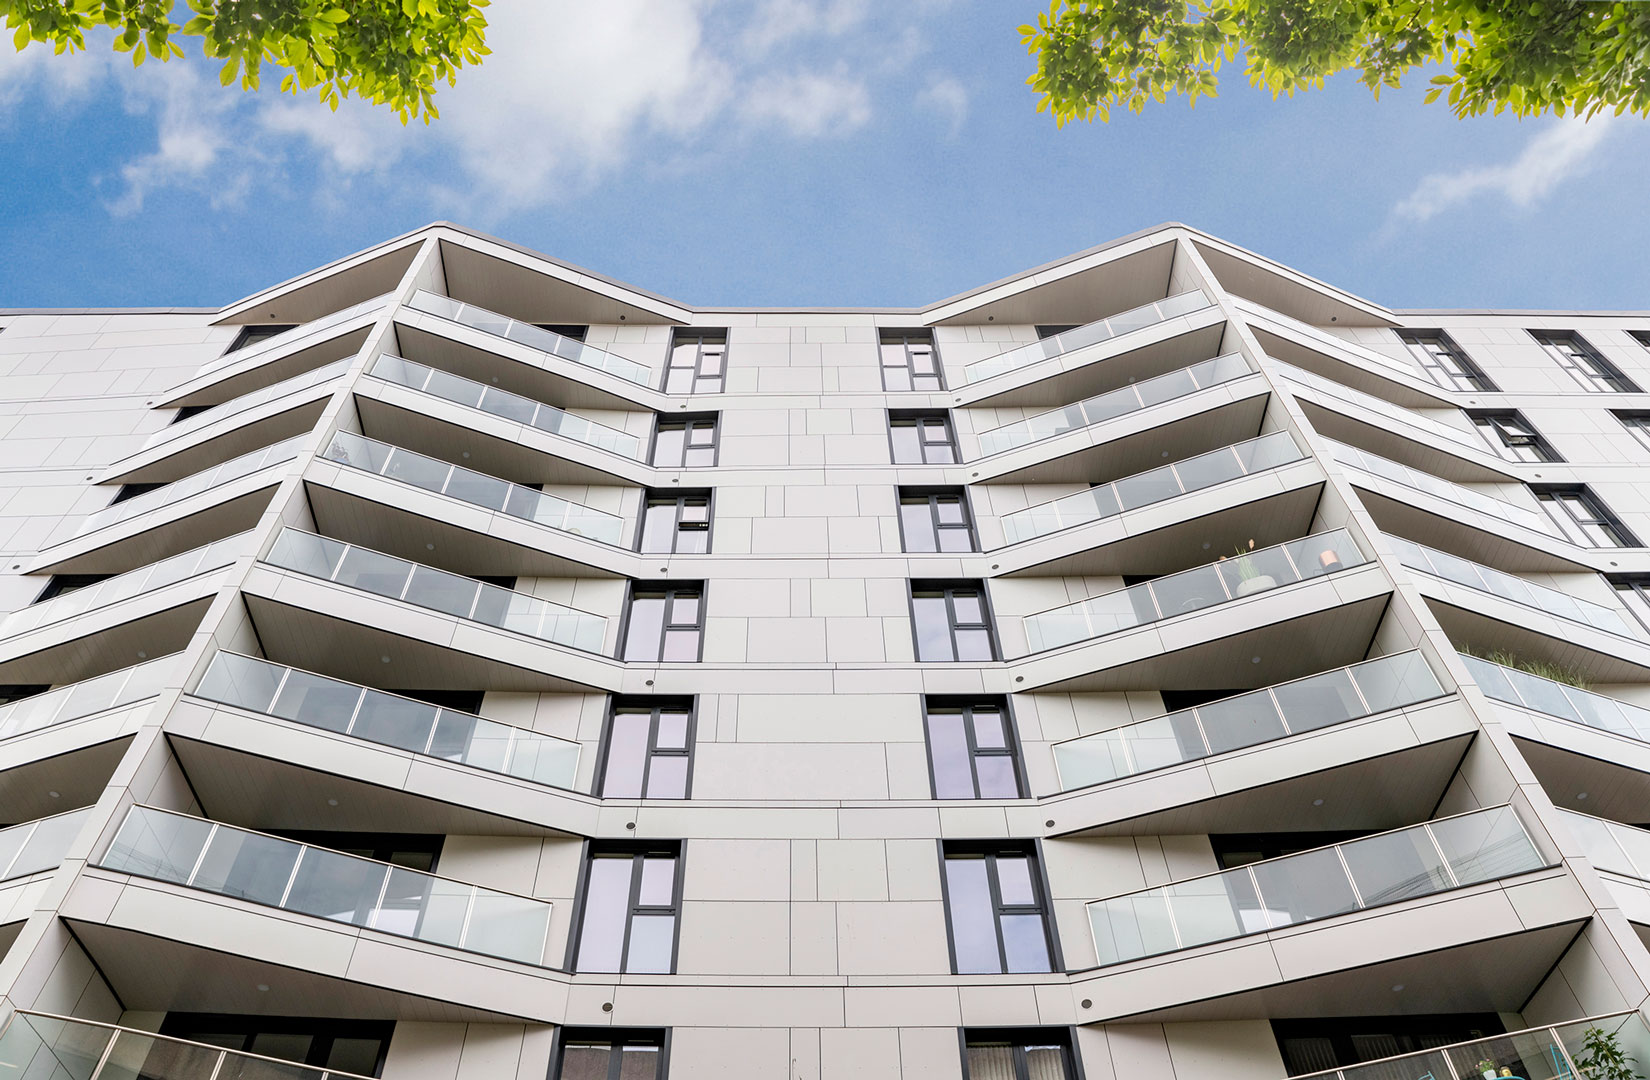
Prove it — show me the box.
[618,854,645,973]
[983,854,1011,973]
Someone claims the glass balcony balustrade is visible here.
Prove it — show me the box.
[1023,529,1367,653]
[0,807,93,883]
[1557,809,1650,883]
[1285,1011,1650,1080]
[3,533,249,639]
[198,291,393,378]
[0,656,174,745]
[1273,361,1487,455]
[1459,652,1650,744]
[999,431,1305,546]
[1389,534,1637,637]
[321,430,624,546]
[0,1010,378,1080]
[1088,804,1546,966]
[407,291,652,386]
[99,805,554,965]
[1326,439,1554,536]
[143,358,351,452]
[975,353,1252,457]
[263,528,607,654]
[1052,651,1444,791]
[963,290,1214,384]
[195,651,581,790]
[75,435,306,539]
[369,354,642,459]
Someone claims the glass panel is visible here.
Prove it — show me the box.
[1270,669,1362,733]
[912,595,954,661]
[951,593,983,625]
[953,629,994,662]
[1122,712,1206,771]
[1090,888,1176,964]
[974,755,1019,798]
[7,811,88,878]
[269,669,359,734]
[576,857,633,972]
[1215,545,1296,596]
[967,1045,1017,1080]
[661,629,700,661]
[927,711,975,798]
[404,565,479,618]
[325,1037,384,1076]
[1024,1045,1070,1080]
[464,890,550,964]
[617,1046,661,1080]
[637,857,676,906]
[1248,847,1360,927]
[383,449,452,493]
[1501,667,1582,722]
[193,828,301,906]
[1351,652,1444,714]
[624,914,676,973]
[944,857,1002,973]
[100,1030,226,1080]
[1196,691,1286,753]
[1172,447,1246,492]
[624,597,666,661]
[266,530,345,580]
[283,846,384,925]
[1341,827,1452,905]
[387,869,470,948]
[602,712,651,798]
[1287,531,1363,578]
[103,807,212,884]
[333,545,412,598]
[196,653,284,712]
[644,755,688,798]
[353,692,439,752]
[560,1046,613,1080]
[1054,730,1128,789]
[505,728,580,789]
[1430,807,1541,884]
[641,505,678,553]
[1113,466,1183,511]
[1000,913,1051,973]
[900,503,936,552]
[996,855,1036,905]
[1163,871,1257,946]
[1148,565,1228,617]
[445,468,511,511]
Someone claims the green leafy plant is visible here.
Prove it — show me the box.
[1474,1061,1497,1077]
[0,0,490,123]
[1464,647,1591,689]
[1574,1025,1643,1080]
[1220,539,1264,582]
[1019,0,1650,126]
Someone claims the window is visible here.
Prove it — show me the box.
[600,698,695,798]
[1531,330,1641,392]
[159,1015,393,1076]
[622,583,705,662]
[651,414,718,467]
[572,844,681,973]
[1632,330,1650,349]
[1534,485,1639,547]
[32,573,111,604]
[1611,578,1650,634]
[665,328,727,394]
[1272,1015,1505,1075]
[535,323,588,341]
[925,698,1022,799]
[880,329,944,391]
[941,842,1055,974]
[1397,330,1497,392]
[267,832,443,872]
[638,490,711,554]
[171,404,214,425]
[889,411,957,464]
[0,685,48,707]
[554,1030,667,1080]
[1615,411,1650,453]
[110,482,164,505]
[225,324,297,353]
[962,1029,1076,1080]
[910,581,996,662]
[1468,410,1560,462]
[1210,831,1371,870]
[899,487,976,553]
[1035,325,1080,340]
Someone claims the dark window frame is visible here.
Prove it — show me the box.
[887,410,959,465]
[1034,325,1080,340]
[619,581,707,663]
[923,696,1026,800]
[1397,330,1497,392]
[1609,576,1650,635]
[897,486,978,553]
[636,489,714,555]
[110,482,164,505]
[597,695,698,799]
[534,323,589,342]
[550,1027,671,1080]
[937,839,1061,976]
[1614,410,1650,453]
[32,573,111,604]
[959,1027,1083,1080]
[664,328,728,395]
[1531,329,1642,393]
[224,323,298,354]
[1466,409,1561,463]
[566,840,686,975]
[1631,330,1650,350]
[264,831,444,873]
[1210,830,1373,869]
[1533,484,1640,547]
[908,579,998,662]
[650,413,719,468]
[879,328,945,392]
[157,1013,395,1077]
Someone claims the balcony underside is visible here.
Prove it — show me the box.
[1512,735,1650,823]
[29,483,272,576]
[393,317,651,413]
[961,320,1228,410]
[104,402,324,486]
[0,596,210,686]
[1297,399,1512,484]
[1425,598,1650,684]
[1355,487,1589,573]
[0,735,132,823]
[159,326,371,409]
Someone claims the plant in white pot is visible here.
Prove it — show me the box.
[1226,539,1276,597]
[1475,1059,1497,1080]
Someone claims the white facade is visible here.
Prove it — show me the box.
[0,224,1647,1079]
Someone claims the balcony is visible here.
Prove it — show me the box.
[369,353,642,459]
[262,528,608,654]
[1024,529,1367,653]
[194,651,581,789]
[0,656,172,747]
[197,292,391,380]
[1087,805,1546,967]
[80,436,301,537]
[999,431,1305,547]
[0,806,92,885]
[963,290,1213,384]
[1329,439,1552,534]
[98,804,553,966]
[1275,361,1489,460]
[975,353,1251,457]
[1052,651,1445,791]
[139,358,350,457]
[1463,652,1650,742]
[0,1010,373,1080]
[406,290,651,386]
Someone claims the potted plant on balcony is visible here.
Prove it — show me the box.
[1575,1026,1644,1080]
[1225,539,1277,597]
[1475,1059,1498,1080]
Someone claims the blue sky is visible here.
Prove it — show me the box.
[0,0,1645,312]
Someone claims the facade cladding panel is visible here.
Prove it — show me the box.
[0,224,1647,1080]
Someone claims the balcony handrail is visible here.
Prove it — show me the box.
[1087,803,1547,967]
[962,290,1214,384]
[1273,360,1489,453]
[407,290,652,386]
[0,806,94,884]
[3,533,250,639]
[99,804,554,966]
[0,655,177,745]
[321,430,625,546]
[1050,650,1445,791]
[0,1009,379,1080]
[1391,534,1637,638]
[1325,438,1554,535]
[1458,652,1650,744]
[193,650,582,791]
[369,353,643,460]
[76,434,306,538]
[1022,528,1367,653]
[262,527,607,654]
[974,352,1253,457]
[196,291,392,378]
[1283,1010,1642,1080]
[997,430,1306,547]
[141,357,351,453]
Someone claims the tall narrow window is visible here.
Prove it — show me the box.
[225,324,297,353]
[942,843,1055,974]
[1467,410,1561,462]
[899,487,976,552]
[963,1029,1077,1080]
[1615,411,1650,453]
[1531,330,1641,392]
[890,411,957,464]
[665,329,727,394]
[1397,331,1497,392]
[622,583,705,662]
[925,698,1022,799]
[638,490,711,553]
[880,329,944,391]
[555,1030,667,1080]
[600,697,695,798]
[573,845,681,974]
[910,581,996,661]
[652,414,718,467]
[1534,485,1639,547]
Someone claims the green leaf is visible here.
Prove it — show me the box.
[219,55,237,85]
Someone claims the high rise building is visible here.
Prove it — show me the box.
[1,222,1649,1080]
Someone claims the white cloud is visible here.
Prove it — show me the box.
[106,60,247,216]
[1392,115,1617,223]
[739,67,871,137]
[917,74,967,137]
[741,0,869,52]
